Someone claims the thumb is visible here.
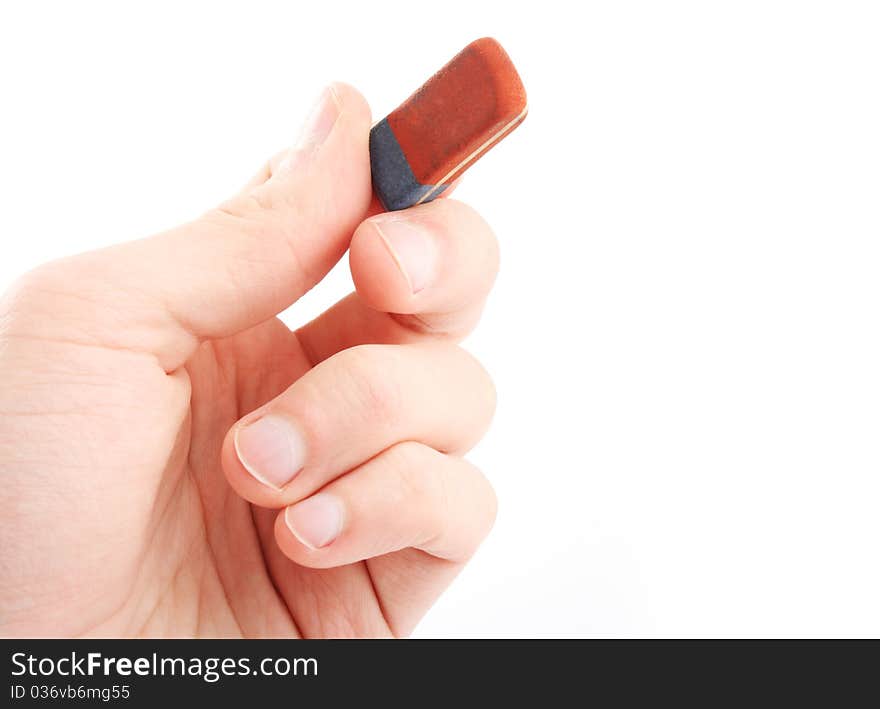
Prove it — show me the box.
[20,83,372,371]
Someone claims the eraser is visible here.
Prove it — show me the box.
[369,37,528,211]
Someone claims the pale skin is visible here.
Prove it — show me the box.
[0,84,499,638]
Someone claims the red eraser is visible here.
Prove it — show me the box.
[370,37,528,211]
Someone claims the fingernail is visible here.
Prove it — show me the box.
[297,85,341,149]
[234,414,307,489]
[277,85,341,173]
[373,218,437,294]
[285,494,344,549]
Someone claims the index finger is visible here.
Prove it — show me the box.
[297,197,499,363]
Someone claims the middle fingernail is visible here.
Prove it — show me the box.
[234,414,307,489]
[373,218,437,294]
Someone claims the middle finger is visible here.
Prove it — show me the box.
[221,342,495,509]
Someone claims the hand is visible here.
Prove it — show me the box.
[0,84,499,638]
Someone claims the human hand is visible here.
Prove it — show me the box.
[0,84,499,638]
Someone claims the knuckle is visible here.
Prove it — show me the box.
[456,461,498,557]
[473,465,499,538]
[482,366,498,419]
[336,345,405,429]
[211,188,274,221]
[9,262,63,300]
[204,199,313,291]
[285,346,403,452]
[457,346,497,421]
[0,256,151,353]
[456,200,500,262]
[437,198,499,260]
[388,443,440,499]
[387,443,447,530]
[1,261,75,325]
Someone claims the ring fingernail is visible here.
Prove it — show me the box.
[285,494,344,549]
[373,219,437,294]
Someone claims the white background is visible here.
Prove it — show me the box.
[2,1,879,637]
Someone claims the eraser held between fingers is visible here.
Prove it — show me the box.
[370,37,528,211]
